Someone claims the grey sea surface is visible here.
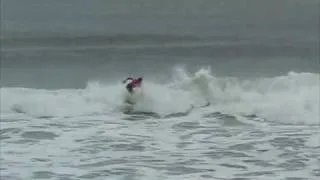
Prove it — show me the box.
[1,0,319,180]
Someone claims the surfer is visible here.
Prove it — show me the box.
[123,77,143,94]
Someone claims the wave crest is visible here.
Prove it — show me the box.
[1,67,319,124]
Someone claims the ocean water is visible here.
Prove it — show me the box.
[1,0,319,180]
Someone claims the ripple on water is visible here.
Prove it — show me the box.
[172,121,203,129]
[0,128,21,140]
[269,137,305,149]
[0,128,21,135]
[110,143,146,151]
[203,150,252,159]
[110,167,138,176]
[176,141,193,149]
[78,171,109,179]
[164,165,214,175]
[21,131,59,140]
[312,168,320,176]
[219,163,247,170]
[31,158,51,162]
[242,159,275,167]
[0,135,11,140]
[228,143,256,151]
[11,139,39,144]
[235,171,275,177]
[179,129,215,140]
[78,168,139,179]
[77,159,128,168]
[203,112,246,126]
[284,178,309,180]
[32,171,55,179]
[277,159,307,171]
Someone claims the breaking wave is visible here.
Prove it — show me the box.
[1,67,319,124]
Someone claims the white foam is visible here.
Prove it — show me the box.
[1,67,319,124]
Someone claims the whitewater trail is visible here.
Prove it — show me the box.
[1,67,319,125]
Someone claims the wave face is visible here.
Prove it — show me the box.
[1,67,319,124]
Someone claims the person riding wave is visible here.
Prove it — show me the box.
[123,77,143,94]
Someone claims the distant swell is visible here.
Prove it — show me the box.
[2,33,208,47]
[2,33,314,58]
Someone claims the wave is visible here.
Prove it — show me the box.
[1,33,243,52]
[1,33,206,47]
[1,67,319,125]
[1,33,241,45]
